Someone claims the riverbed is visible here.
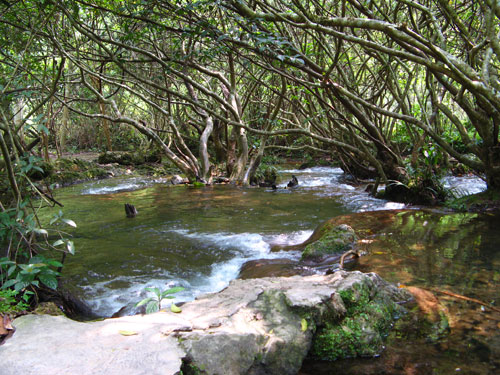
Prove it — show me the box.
[42,166,498,374]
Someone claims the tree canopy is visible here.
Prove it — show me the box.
[1,0,499,192]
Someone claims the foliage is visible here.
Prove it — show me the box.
[135,286,185,314]
[0,288,29,314]
[0,255,62,292]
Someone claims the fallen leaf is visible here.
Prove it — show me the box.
[119,330,138,336]
[170,303,182,313]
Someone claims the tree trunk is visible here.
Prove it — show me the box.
[229,125,248,183]
[199,116,214,181]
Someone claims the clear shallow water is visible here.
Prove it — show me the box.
[47,166,398,316]
[42,167,488,317]
[41,166,497,373]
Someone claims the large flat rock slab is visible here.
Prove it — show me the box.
[0,271,412,375]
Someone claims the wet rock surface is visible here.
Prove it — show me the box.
[0,271,411,375]
[301,224,357,262]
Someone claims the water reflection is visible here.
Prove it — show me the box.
[301,210,500,375]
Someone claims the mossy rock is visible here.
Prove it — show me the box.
[301,224,357,261]
[311,281,407,361]
[251,164,278,186]
[446,189,500,212]
[27,160,55,180]
[34,302,64,316]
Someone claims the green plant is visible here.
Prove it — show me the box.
[0,289,29,314]
[1,255,62,292]
[0,202,76,310]
[135,286,185,314]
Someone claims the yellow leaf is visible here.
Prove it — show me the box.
[170,303,182,313]
[373,251,385,255]
[119,330,138,336]
[301,318,308,332]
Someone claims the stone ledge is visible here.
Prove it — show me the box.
[0,271,412,375]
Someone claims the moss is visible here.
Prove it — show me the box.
[180,359,206,375]
[301,224,357,261]
[311,282,403,361]
[98,150,161,166]
[27,160,54,180]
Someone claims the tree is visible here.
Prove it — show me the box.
[224,0,500,190]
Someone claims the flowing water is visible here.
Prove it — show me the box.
[41,166,498,374]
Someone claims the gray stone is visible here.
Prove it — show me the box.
[170,174,188,185]
[0,271,412,375]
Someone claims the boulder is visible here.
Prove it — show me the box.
[301,224,357,262]
[170,175,188,185]
[250,165,277,187]
[0,271,412,375]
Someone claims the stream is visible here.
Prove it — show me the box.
[42,166,498,374]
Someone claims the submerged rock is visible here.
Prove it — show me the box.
[301,224,357,262]
[237,258,309,279]
[0,271,411,375]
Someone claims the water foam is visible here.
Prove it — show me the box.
[81,177,152,195]
[83,229,309,316]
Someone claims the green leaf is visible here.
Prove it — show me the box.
[145,287,161,296]
[14,280,30,291]
[0,257,15,266]
[7,265,17,277]
[66,241,75,255]
[53,239,65,247]
[161,286,185,297]
[146,300,159,314]
[39,274,58,290]
[33,228,48,235]
[61,219,77,228]
[301,318,308,332]
[135,297,153,307]
[1,278,17,289]
[46,259,63,268]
